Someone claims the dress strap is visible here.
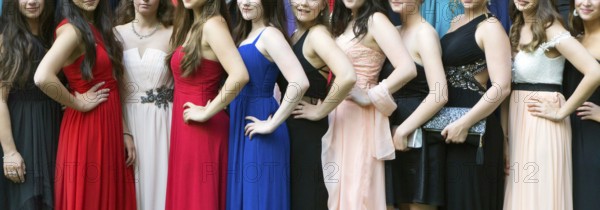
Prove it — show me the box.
[252,28,268,45]
[539,31,571,52]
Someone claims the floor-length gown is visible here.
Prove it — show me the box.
[504,32,573,210]
[563,60,600,210]
[380,61,445,207]
[438,13,505,210]
[277,30,329,210]
[53,19,137,210]
[0,68,62,210]
[226,29,290,210]
[321,33,395,210]
[165,46,229,210]
[122,48,172,210]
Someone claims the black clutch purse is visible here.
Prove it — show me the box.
[423,107,486,165]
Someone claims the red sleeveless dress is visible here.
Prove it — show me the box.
[53,19,137,210]
[165,46,229,210]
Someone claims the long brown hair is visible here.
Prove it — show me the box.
[509,0,564,53]
[0,0,55,88]
[114,0,174,26]
[569,0,584,36]
[166,0,230,77]
[233,0,289,45]
[56,0,124,81]
[330,0,388,39]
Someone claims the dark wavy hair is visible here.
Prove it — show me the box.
[114,0,174,26]
[331,0,388,39]
[233,0,289,45]
[509,0,564,53]
[166,0,230,77]
[569,0,584,36]
[56,0,124,81]
[0,0,56,88]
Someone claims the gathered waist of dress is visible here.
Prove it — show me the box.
[67,79,119,93]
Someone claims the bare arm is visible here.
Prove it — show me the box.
[33,24,109,112]
[293,25,356,120]
[0,85,26,183]
[183,17,249,123]
[245,27,309,138]
[531,25,600,120]
[370,12,417,93]
[443,19,512,142]
[395,26,447,143]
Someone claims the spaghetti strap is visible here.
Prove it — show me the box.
[252,28,268,45]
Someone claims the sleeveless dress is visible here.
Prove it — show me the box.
[380,60,445,206]
[563,60,600,210]
[504,32,574,210]
[277,29,329,210]
[438,14,505,210]
[504,32,573,210]
[53,19,137,210]
[165,46,229,210]
[321,33,396,210]
[0,67,62,210]
[122,48,172,210]
[226,29,291,210]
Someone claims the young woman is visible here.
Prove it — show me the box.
[282,0,356,209]
[227,0,309,209]
[505,0,600,209]
[0,1,60,209]
[384,1,448,210]
[566,1,600,209]
[164,0,249,209]
[33,0,137,209]
[114,0,173,209]
[323,0,418,209]
[437,0,512,209]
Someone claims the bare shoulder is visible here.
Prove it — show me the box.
[307,24,332,39]
[416,23,439,42]
[369,12,391,26]
[55,23,80,39]
[204,16,228,28]
[261,26,286,41]
[545,20,570,38]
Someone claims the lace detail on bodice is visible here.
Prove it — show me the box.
[512,31,571,85]
[446,59,487,95]
[336,34,386,89]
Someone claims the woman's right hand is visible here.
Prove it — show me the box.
[3,151,26,183]
[74,82,110,112]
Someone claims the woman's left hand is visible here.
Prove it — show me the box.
[292,100,325,121]
[347,86,371,106]
[527,94,562,121]
[577,101,600,122]
[124,135,136,167]
[244,115,275,140]
[441,120,469,144]
[183,100,211,123]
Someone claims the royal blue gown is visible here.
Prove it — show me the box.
[226,29,291,210]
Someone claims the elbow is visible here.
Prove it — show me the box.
[495,80,512,100]
[406,63,418,80]
[337,71,357,89]
[236,73,250,87]
[33,71,47,87]
[589,69,600,85]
